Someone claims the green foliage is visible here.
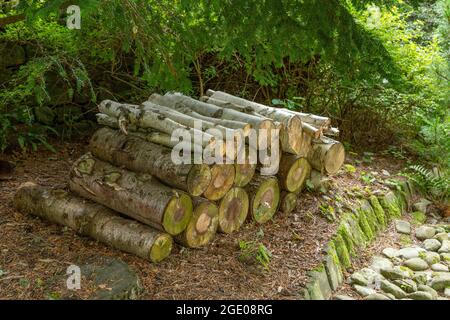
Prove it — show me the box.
[402,164,449,202]
[238,240,272,270]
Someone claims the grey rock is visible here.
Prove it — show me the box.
[430,273,450,291]
[417,284,438,299]
[407,291,433,300]
[380,266,412,280]
[423,239,442,252]
[334,294,355,300]
[434,232,449,242]
[412,272,430,285]
[365,293,391,300]
[415,226,436,240]
[438,239,450,253]
[444,287,450,298]
[306,266,332,300]
[354,284,376,297]
[412,198,432,213]
[441,253,450,263]
[398,247,425,259]
[430,263,449,272]
[393,279,417,293]
[324,252,343,291]
[350,272,369,286]
[382,247,399,259]
[420,251,441,265]
[79,257,141,300]
[370,256,394,272]
[403,258,429,271]
[395,220,411,234]
[380,280,407,299]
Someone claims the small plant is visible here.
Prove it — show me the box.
[401,165,449,203]
[238,240,272,270]
[360,171,376,185]
[319,203,336,222]
[343,164,357,174]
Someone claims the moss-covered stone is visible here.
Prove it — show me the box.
[359,199,379,234]
[369,195,386,228]
[324,242,344,290]
[337,224,356,257]
[333,234,351,269]
[342,212,367,248]
[358,209,374,241]
[379,191,402,219]
[411,211,426,225]
[306,264,332,300]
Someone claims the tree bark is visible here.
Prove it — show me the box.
[202,93,303,155]
[69,153,193,236]
[202,164,235,201]
[14,182,173,262]
[175,197,219,248]
[98,100,215,148]
[245,175,280,224]
[307,136,345,175]
[89,127,212,197]
[277,155,311,192]
[217,187,249,233]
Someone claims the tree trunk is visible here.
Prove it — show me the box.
[202,93,303,155]
[148,94,252,135]
[245,175,280,224]
[175,197,219,248]
[203,164,235,201]
[217,187,249,233]
[69,153,193,236]
[98,100,215,148]
[96,114,216,157]
[307,136,345,175]
[14,182,173,262]
[279,191,298,215]
[89,127,212,197]
[155,92,275,134]
[277,155,311,192]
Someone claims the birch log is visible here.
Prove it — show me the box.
[69,153,193,235]
[89,127,212,197]
[307,137,345,175]
[14,182,173,262]
[278,155,311,192]
[175,197,219,248]
[217,187,249,233]
[280,191,298,215]
[245,175,280,224]
[203,164,235,201]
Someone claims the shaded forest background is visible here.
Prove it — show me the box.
[0,0,449,174]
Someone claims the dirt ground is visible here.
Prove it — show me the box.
[0,133,407,300]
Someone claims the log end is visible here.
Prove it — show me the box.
[187,164,212,196]
[280,192,297,215]
[324,142,345,175]
[285,157,311,192]
[203,164,235,201]
[286,115,303,155]
[234,162,256,187]
[218,187,249,233]
[179,200,219,248]
[163,192,193,235]
[150,233,173,263]
[251,177,280,224]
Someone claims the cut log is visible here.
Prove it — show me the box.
[280,191,298,215]
[203,164,235,201]
[14,182,173,262]
[69,153,193,235]
[298,131,313,158]
[96,114,217,157]
[175,198,219,248]
[89,127,212,197]
[217,187,249,233]
[155,92,275,137]
[98,100,215,148]
[148,94,252,136]
[234,146,257,187]
[307,137,345,175]
[202,94,303,155]
[245,175,280,224]
[278,155,311,192]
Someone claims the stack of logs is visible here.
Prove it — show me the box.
[14,90,345,263]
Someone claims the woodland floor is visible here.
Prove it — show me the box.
[0,130,407,300]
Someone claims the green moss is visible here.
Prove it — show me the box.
[359,199,379,234]
[379,192,402,219]
[333,234,351,269]
[399,234,412,246]
[337,224,356,257]
[326,241,341,268]
[411,211,426,225]
[369,195,386,228]
[358,210,374,241]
